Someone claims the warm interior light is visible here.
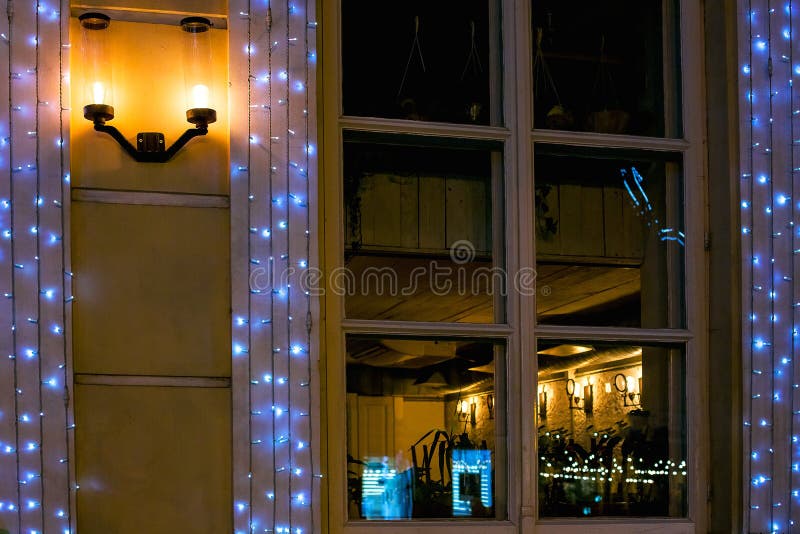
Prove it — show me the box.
[604,382,612,394]
[91,81,106,105]
[626,376,635,393]
[181,16,216,126]
[79,12,114,122]
[537,344,594,357]
[81,12,215,162]
[190,84,210,108]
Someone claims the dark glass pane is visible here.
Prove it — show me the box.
[346,335,506,520]
[342,0,502,126]
[532,0,680,137]
[344,138,504,323]
[537,340,687,518]
[534,146,684,328]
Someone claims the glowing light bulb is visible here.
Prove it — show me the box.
[91,82,105,104]
[190,84,210,108]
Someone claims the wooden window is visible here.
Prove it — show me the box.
[322,0,706,531]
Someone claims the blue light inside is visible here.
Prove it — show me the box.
[452,448,492,517]
[361,459,412,520]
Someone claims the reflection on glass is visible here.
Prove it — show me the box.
[534,146,684,328]
[346,336,505,520]
[342,0,502,126]
[531,0,680,137]
[537,340,686,518]
[344,140,504,323]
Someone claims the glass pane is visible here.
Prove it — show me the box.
[344,138,504,323]
[531,0,681,137]
[346,335,506,520]
[342,0,503,126]
[534,146,684,328]
[536,340,686,518]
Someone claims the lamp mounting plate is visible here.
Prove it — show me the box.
[137,132,166,153]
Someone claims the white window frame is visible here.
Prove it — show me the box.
[320,1,709,532]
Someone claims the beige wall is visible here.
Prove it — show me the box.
[70,6,231,533]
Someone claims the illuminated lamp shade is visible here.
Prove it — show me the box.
[79,12,218,162]
[80,12,114,123]
[181,17,217,126]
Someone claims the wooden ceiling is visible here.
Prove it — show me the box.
[344,254,641,325]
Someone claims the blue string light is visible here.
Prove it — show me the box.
[743,0,800,530]
[0,1,73,533]
[231,0,318,532]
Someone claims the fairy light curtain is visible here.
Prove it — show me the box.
[229,1,319,533]
[741,1,800,531]
[0,0,74,533]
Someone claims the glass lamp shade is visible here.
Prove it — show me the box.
[181,17,216,126]
[79,12,114,122]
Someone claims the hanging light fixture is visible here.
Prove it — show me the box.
[79,13,217,163]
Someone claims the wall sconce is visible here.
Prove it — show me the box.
[613,372,642,407]
[537,384,548,420]
[79,13,217,163]
[582,378,594,415]
[566,378,593,414]
[486,394,494,420]
[566,378,582,411]
[457,398,477,426]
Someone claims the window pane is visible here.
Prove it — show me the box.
[346,335,506,520]
[344,138,504,323]
[531,0,681,137]
[536,340,686,518]
[342,0,503,126]
[534,146,684,328]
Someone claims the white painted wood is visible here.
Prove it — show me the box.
[59,0,79,529]
[10,1,46,532]
[533,521,694,533]
[38,4,72,531]
[535,325,693,343]
[341,319,513,338]
[227,1,251,533]
[531,129,689,153]
[678,0,710,529]
[343,523,518,534]
[340,116,511,142]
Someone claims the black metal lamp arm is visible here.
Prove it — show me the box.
[93,123,208,163]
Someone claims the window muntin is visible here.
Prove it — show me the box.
[534,146,685,329]
[343,139,505,323]
[537,340,687,518]
[345,335,507,520]
[531,0,681,137]
[329,0,701,529]
[342,0,503,126]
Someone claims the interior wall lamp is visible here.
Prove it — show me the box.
[566,377,593,414]
[79,12,217,163]
[537,384,548,420]
[457,398,477,426]
[611,372,642,407]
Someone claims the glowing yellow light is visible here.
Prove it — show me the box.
[190,84,210,108]
[92,81,105,104]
